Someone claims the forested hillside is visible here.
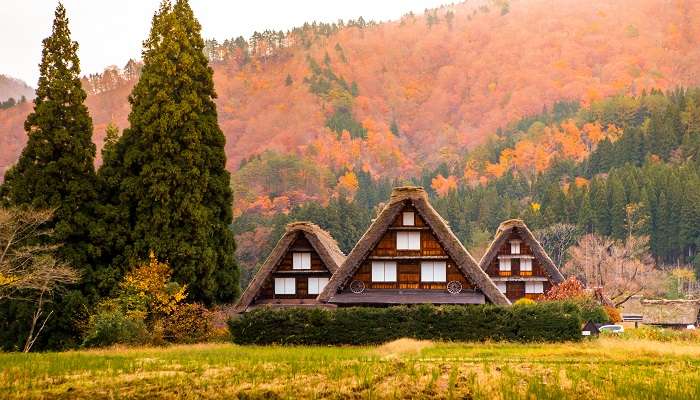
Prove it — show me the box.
[1,0,699,190]
[235,88,700,285]
[1,0,699,284]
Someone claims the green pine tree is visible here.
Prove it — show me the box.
[0,3,98,349]
[608,174,627,240]
[104,0,239,303]
[1,3,97,264]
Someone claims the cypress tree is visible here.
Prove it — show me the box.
[0,3,97,349]
[1,3,97,264]
[608,174,627,240]
[107,0,239,303]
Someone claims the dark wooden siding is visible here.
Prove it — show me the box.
[485,229,557,302]
[350,261,476,290]
[485,231,549,278]
[506,282,525,302]
[256,235,333,301]
[348,204,476,291]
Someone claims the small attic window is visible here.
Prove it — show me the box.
[402,211,415,226]
[292,252,311,270]
[510,240,521,254]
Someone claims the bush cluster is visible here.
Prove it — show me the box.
[82,254,213,347]
[228,301,595,345]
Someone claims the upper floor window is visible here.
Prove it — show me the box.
[520,259,533,274]
[402,211,415,226]
[510,240,521,254]
[274,277,296,295]
[292,252,311,270]
[372,261,397,282]
[421,261,447,282]
[396,231,421,250]
[308,277,329,295]
[499,258,511,272]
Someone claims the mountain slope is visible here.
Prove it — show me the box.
[0,75,34,103]
[1,0,699,204]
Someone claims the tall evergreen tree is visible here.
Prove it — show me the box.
[1,3,97,264]
[608,175,627,240]
[104,0,239,303]
[0,3,97,349]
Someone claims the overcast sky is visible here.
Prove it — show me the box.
[1,0,448,86]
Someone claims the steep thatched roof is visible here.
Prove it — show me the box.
[318,186,511,305]
[622,297,700,325]
[479,219,565,283]
[233,222,345,313]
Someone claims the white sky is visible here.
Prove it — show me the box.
[1,0,448,86]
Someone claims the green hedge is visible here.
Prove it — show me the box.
[228,301,592,345]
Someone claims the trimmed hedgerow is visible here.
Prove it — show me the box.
[228,302,589,345]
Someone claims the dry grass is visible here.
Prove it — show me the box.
[375,338,434,358]
[1,338,699,399]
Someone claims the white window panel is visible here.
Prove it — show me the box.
[402,211,415,226]
[496,282,507,293]
[499,258,511,271]
[434,262,446,281]
[292,252,311,270]
[421,262,432,281]
[520,259,532,272]
[308,277,329,295]
[372,261,397,282]
[510,240,521,254]
[421,261,447,282]
[385,262,397,281]
[525,281,544,294]
[397,231,421,250]
[274,277,296,295]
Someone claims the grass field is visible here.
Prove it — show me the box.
[2,338,700,399]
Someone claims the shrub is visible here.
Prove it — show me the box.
[228,302,586,345]
[163,303,213,344]
[604,305,622,323]
[82,309,149,347]
[83,254,211,347]
[544,277,587,300]
[574,297,610,323]
[514,298,536,306]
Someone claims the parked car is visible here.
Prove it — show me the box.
[598,324,625,334]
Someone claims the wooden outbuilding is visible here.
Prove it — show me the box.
[318,186,510,306]
[479,219,565,302]
[233,222,345,313]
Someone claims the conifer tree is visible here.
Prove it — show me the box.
[609,175,627,240]
[105,0,239,303]
[1,3,97,276]
[0,3,98,349]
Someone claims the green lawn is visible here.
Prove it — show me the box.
[2,338,700,399]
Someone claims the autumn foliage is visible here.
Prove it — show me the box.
[83,253,212,347]
[1,0,699,210]
[543,277,588,301]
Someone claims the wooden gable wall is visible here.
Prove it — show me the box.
[484,228,554,301]
[257,234,333,301]
[348,205,476,291]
